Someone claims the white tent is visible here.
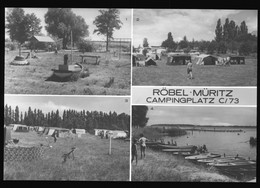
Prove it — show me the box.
[110,130,127,139]
[38,127,44,132]
[48,129,55,136]
[13,124,29,132]
[75,129,86,134]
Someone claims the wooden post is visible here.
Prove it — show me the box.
[109,135,112,155]
[71,30,73,63]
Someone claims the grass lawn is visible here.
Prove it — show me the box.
[131,148,237,182]
[4,131,130,181]
[5,50,131,95]
[132,55,257,86]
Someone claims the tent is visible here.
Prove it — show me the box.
[229,56,245,64]
[167,54,191,65]
[94,129,108,136]
[111,130,127,139]
[13,124,29,132]
[48,129,55,136]
[38,127,44,132]
[75,129,86,134]
[145,57,157,66]
[193,54,218,65]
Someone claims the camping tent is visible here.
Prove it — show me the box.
[145,57,157,66]
[110,130,127,139]
[75,129,86,134]
[229,56,245,64]
[13,124,29,132]
[48,129,55,136]
[193,54,218,65]
[167,54,191,65]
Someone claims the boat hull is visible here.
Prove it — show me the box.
[185,153,221,160]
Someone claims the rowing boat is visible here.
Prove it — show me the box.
[185,153,221,160]
[197,157,246,164]
[207,160,256,168]
[156,144,195,149]
[162,148,193,152]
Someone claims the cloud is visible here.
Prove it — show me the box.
[133,9,256,46]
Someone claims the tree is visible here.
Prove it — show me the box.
[15,106,19,123]
[93,9,122,52]
[207,40,217,54]
[132,106,149,128]
[239,41,251,55]
[223,18,230,42]
[179,36,189,49]
[45,8,89,49]
[161,32,176,50]
[143,38,149,48]
[215,19,223,43]
[5,8,42,56]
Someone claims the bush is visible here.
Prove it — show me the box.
[78,40,94,53]
[239,42,252,56]
[5,42,17,51]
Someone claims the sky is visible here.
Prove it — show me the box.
[5,8,131,41]
[146,106,256,126]
[133,9,258,47]
[4,95,130,115]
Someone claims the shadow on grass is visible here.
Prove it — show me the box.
[45,70,89,83]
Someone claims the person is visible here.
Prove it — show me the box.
[202,144,207,153]
[132,139,138,165]
[186,60,193,79]
[138,134,149,159]
[52,130,57,143]
[54,47,58,55]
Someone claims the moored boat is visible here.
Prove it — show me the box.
[207,160,256,168]
[172,151,196,157]
[185,153,221,160]
[197,156,246,164]
[156,144,195,149]
[162,148,193,152]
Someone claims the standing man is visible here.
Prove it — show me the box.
[138,134,149,159]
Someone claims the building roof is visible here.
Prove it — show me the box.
[30,35,55,43]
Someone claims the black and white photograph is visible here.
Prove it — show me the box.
[132,9,257,86]
[131,106,256,182]
[5,8,131,95]
[4,95,130,181]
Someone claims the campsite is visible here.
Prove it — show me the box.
[132,53,257,86]
[132,9,257,86]
[4,126,129,181]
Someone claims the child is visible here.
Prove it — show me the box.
[132,139,138,165]
[186,60,193,79]
[138,134,149,159]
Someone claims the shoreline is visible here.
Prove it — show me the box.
[132,148,242,182]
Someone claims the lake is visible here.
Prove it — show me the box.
[163,127,257,160]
